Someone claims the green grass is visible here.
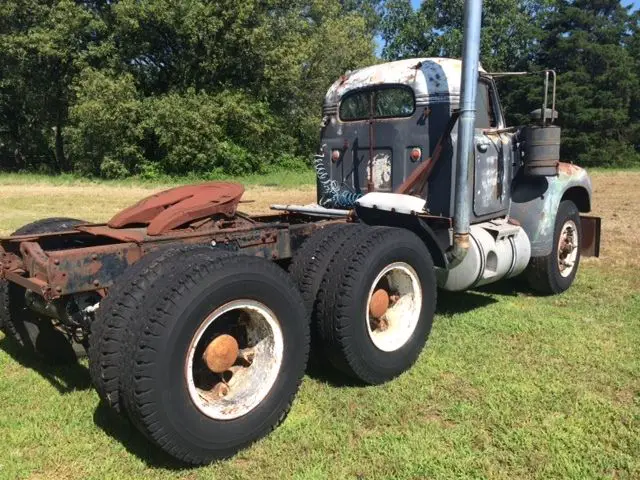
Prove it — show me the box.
[0,171,638,479]
[0,168,316,189]
[0,261,638,480]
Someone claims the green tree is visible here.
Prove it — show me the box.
[0,0,109,172]
[0,0,376,177]
[534,0,640,166]
[380,0,549,71]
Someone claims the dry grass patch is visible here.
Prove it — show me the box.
[0,183,315,236]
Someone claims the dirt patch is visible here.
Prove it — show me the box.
[589,171,640,269]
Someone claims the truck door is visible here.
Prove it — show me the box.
[473,79,512,217]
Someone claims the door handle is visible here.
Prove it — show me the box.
[477,141,490,153]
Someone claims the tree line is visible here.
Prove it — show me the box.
[1,0,638,179]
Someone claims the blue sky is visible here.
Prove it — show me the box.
[410,0,640,9]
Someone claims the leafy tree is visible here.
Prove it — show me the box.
[380,0,640,167]
[380,0,549,71]
[0,0,376,176]
[532,0,640,166]
[0,0,109,172]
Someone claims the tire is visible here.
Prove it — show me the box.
[120,254,309,465]
[88,244,230,413]
[316,227,437,385]
[289,223,366,362]
[12,217,85,236]
[526,200,582,295]
[1,217,86,363]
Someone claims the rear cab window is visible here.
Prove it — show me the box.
[340,86,415,121]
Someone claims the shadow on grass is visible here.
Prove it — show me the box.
[305,359,364,388]
[438,277,540,316]
[475,276,538,297]
[0,336,92,393]
[304,287,525,386]
[436,289,498,316]
[93,402,188,470]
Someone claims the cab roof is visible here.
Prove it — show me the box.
[324,57,488,106]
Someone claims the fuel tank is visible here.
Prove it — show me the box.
[437,221,531,292]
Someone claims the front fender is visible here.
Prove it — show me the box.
[510,163,592,257]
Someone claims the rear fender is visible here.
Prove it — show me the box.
[355,199,449,268]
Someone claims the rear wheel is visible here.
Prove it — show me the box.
[120,253,309,465]
[88,244,229,413]
[1,217,86,363]
[526,200,582,295]
[316,227,437,384]
[289,223,365,363]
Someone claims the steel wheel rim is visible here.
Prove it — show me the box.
[185,300,284,420]
[365,262,422,352]
[558,219,579,278]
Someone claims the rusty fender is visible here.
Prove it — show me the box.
[510,162,600,258]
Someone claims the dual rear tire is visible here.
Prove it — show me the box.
[89,248,309,465]
[88,225,437,464]
[291,224,437,385]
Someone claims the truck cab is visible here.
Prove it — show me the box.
[318,57,600,293]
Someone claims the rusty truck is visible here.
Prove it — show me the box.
[0,0,600,465]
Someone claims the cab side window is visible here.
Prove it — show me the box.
[475,81,498,129]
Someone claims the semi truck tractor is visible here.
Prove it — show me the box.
[0,0,600,465]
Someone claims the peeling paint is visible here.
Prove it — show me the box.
[367,153,392,191]
[510,162,593,257]
[325,58,487,107]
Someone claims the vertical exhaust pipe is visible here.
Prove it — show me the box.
[450,0,483,266]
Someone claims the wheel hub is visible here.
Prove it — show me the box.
[365,262,422,352]
[203,334,239,373]
[557,220,579,277]
[369,289,390,319]
[185,300,284,420]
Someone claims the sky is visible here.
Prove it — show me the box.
[409,0,640,9]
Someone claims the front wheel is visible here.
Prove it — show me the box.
[526,200,582,295]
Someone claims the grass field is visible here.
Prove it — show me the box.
[0,171,638,479]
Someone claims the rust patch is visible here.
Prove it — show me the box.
[108,182,244,235]
[558,162,581,176]
[203,335,239,373]
[76,225,146,243]
[369,289,390,318]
